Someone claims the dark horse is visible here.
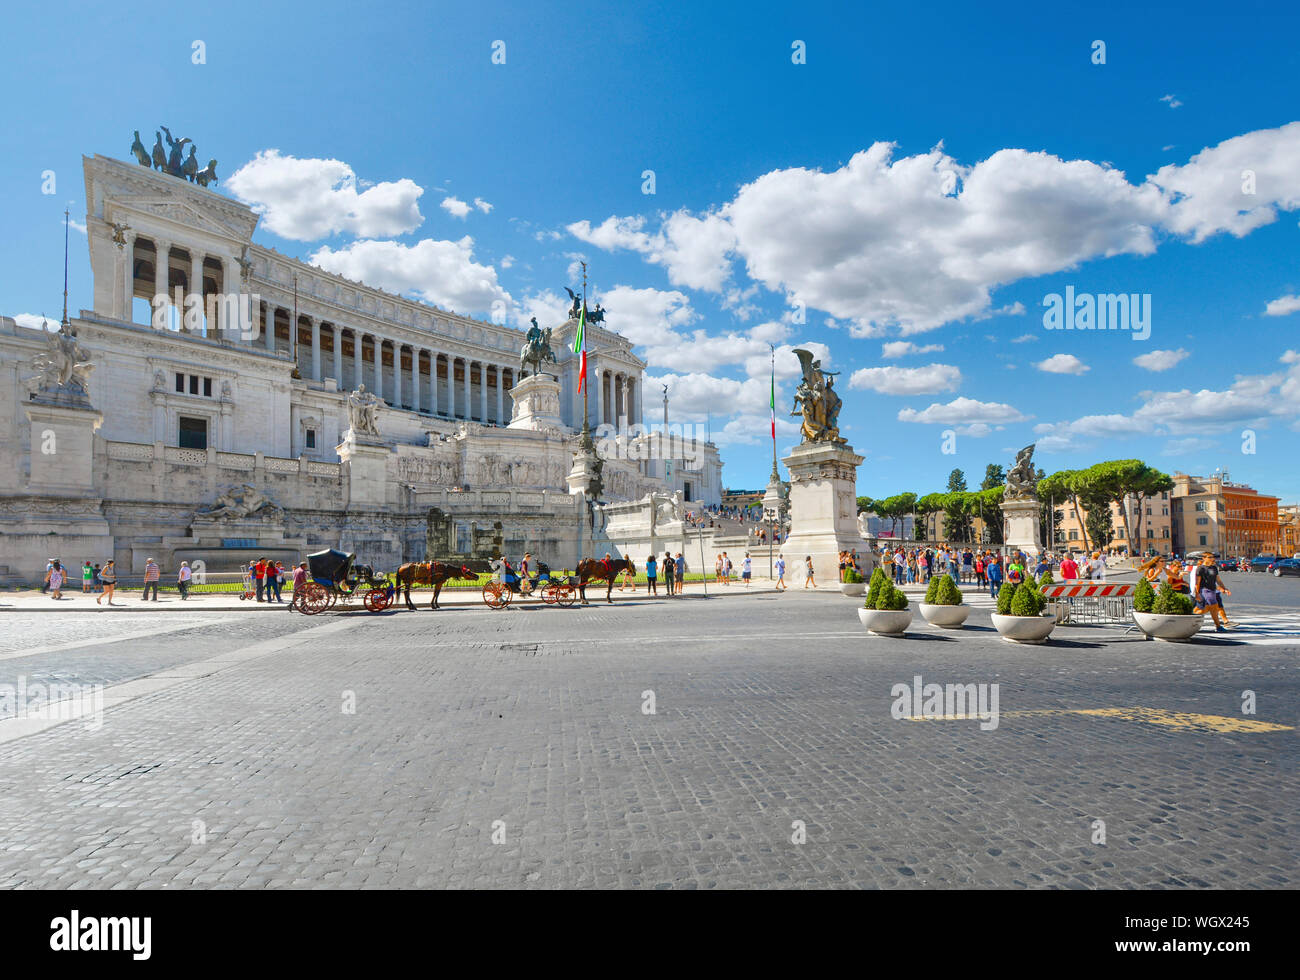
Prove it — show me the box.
[576,557,636,604]
[395,561,475,610]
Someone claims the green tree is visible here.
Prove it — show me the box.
[914,491,947,541]
[856,495,875,515]
[981,463,1005,491]
[1039,469,1088,551]
[974,486,1004,544]
[942,491,975,543]
[947,468,967,493]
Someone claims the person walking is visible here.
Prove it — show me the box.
[662,551,675,596]
[41,558,54,594]
[47,561,65,599]
[775,553,787,591]
[645,553,658,596]
[723,552,732,586]
[803,555,816,589]
[93,563,103,594]
[268,561,285,603]
[177,560,192,600]
[741,553,752,587]
[675,553,685,593]
[97,559,117,606]
[974,552,985,588]
[987,554,1003,600]
[82,561,93,594]
[142,557,160,601]
[1190,554,1233,632]
[290,561,308,612]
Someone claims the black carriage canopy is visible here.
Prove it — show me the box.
[307,549,355,586]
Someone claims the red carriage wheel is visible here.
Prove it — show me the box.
[482,582,510,609]
[364,588,391,612]
[558,584,577,608]
[542,582,559,605]
[299,582,331,616]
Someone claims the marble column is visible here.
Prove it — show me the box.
[478,362,486,422]
[332,325,342,384]
[393,343,403,409]
[153,239,171,328]
[187,249,203,334]
[373,338,384,401]
[121,232,136,321]
[353,331,363,390]
[462,358,470,419]
[310,318,321,380]
[430,353,440,414]
[495,365,504,425]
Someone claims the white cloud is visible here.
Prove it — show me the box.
[499,254,515,269]
[308,237,509,314]
[473,197,493,214]
[896,397,1030,425]
[566,123,1300,335]
[515,289,571,330]
[567,211,736,292]
[1035,353,1090,374]
[228,150,424,240]
[441,196,472,219]
[1264,294,1300,317]
[1160,94,1183,109]
[849,363,962,395]
[1148,121,1300,243]
[596,285,697,349]
[881,341,944,358]
[10,313,59,331]
[1133,348,1190,371]
[1010,333,1038,343]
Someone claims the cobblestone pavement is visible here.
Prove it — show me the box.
[0,578,1295,889]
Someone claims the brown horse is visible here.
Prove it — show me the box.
[395,561,475,610]
[576,557,636,604]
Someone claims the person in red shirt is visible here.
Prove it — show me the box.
[1059,553,1080,580]
[254,557,267,602]
[290,562,308,611]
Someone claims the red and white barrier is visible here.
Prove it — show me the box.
[1042,583,1134,598]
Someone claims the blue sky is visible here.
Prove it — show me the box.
[5,0,1299,500]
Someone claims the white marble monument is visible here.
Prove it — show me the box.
[782,441,865,586]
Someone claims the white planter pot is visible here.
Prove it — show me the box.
[1132,610,1204,642]
[857,607,913,635]
[840,582,866,597]
[919,603,971,629]
[991,613,1056,644]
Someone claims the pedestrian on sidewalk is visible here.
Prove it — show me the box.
[290,561,307,612]
[268,560,284,603]
[775,553,787,591]
[254,557,267,602]
[47,561,65,599]
[662,551,675,596]
[974,552,985,587]
[742,553,752,587]
[93,563,103,593]
[41,558,54,594]
[82,561,93,594]
[987,554,1003,600]
[675,553,685,592]
[803,555,816,589]
[142,557,160,601]
[645,553,658,596]
[96,560,117,605]
[177,561,192,600]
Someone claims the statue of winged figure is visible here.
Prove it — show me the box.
[790,348,844,444]
[28,322,94,401]
[1004,444,1038,500]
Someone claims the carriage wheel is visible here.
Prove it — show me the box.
[298,582,331,616]
[364,588,392,612]
[558,585,577,608]
[542,583,559,605]
[482,582,510,610]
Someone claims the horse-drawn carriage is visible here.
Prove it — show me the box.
[481,558,579,609]
[295,549,394,615]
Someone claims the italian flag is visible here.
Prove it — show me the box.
[770,364,776,439]
[574,305,587,392]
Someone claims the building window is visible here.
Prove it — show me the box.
[1069,530,1079,541]
[175,372,184,393]
[203,377,212,397]
[178,416,207,450]
[1162,506,1168,516]
[1147,529,1154,538]
[684,481,693,500]
[1199,534,1207,546]
[1195,501,1207,511]
[1162,528,1170,538]
[305,428,317,450]
[1196,517,1209,525]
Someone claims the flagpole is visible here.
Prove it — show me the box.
[61,208,70,329]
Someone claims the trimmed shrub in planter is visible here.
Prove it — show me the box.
[840,566,866,596]
[920,573,970,629]
[1039,570,1054,586]
[992,579,1056,644]
[1133,582,1204,642]
[1133,576,1156,613]
[859,572,912,634]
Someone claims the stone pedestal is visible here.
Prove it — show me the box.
[1001,496,1042,558]
[782,441,865,586]
[25,400,103,495]
[337,430,393,508]
[509,374,564,431]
